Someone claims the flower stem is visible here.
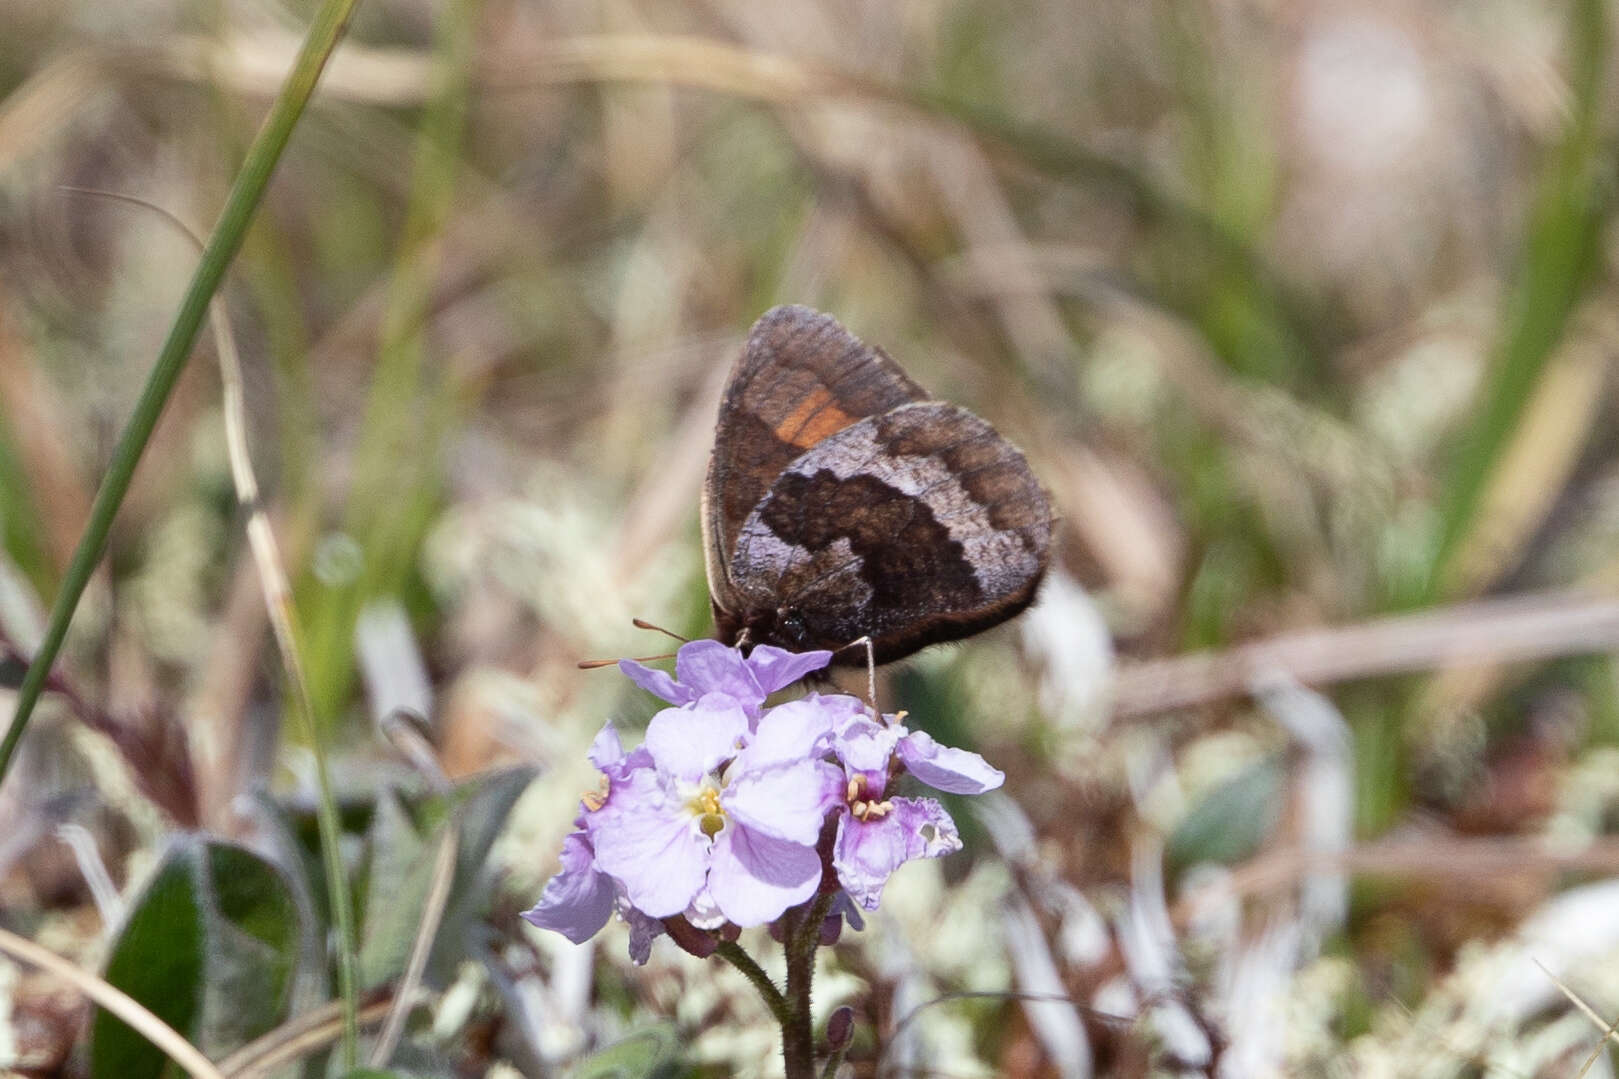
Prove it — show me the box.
[819,1047,850,1079]
[715,940,792,1031]
[781,893,837,1079]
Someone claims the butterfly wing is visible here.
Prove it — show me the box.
[703,306,928,613]
[724,402,1051,663]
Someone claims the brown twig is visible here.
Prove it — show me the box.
[1173,835,1619,927]
[1110,588,1619,719]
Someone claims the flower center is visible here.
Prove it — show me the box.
[845,774,893,822]
[691,785,726,837]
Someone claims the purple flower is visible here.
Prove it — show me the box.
[618,639,833,719]
[827,713,1004,911]
[525,640,1005,960]
[521,831,615,943]
[584,693,843,929]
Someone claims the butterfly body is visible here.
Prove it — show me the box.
[704,306,1051,664]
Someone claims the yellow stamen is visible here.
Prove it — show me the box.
[850,798,894,822]
[692,786,726,838]
[581,777,610,813]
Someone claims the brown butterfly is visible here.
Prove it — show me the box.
[702,306,1052,665]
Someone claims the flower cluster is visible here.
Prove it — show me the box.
[523,640,1003,963]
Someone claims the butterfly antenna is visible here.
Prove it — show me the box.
[577,652,676,670]
[632,618,690,643]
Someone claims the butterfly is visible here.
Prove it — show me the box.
[702,306,1052,665]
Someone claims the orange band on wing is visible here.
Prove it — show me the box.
[774,387,856,448]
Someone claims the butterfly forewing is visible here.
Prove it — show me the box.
[703,306,927,608]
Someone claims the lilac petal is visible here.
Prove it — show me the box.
[897,729,1005,794]
[618,659,693,705]
[684,885,726,930]
[521,832,616,943]
[833,814,909,911]
[588,723,625,772]
[746,645,834,694]
[738,699,835,768]
[708,825,823,926]
[834,717,901,774]
[832,798,961,910]
[625,906,663,965]
[890,796,962,859]
[725,759,844,845]
[675,640,763,703]
[813,693,872,731]
[586,768,709,918]
[829,890,865,933]
[645,703,747,780]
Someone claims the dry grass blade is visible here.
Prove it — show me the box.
[0,927,226,1079]
[1174,837,1619,926]
[53,182,361,1058]
[1530,958,1619,1078]
[214,995,396,1079]
[1111,588,1619,718]
[367,826,459,1066]
[141,31,852,105]
[369,713,457,1067]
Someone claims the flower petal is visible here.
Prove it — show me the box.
[725,759,843,845]
[833,814,908,911]
[897,729,1005,794]
[832,797,961,911]
[708,825,822,926]
[521,832,616,943]
[617,658,693,705]
[624,906,664,965]
[676,640,763,703]
[684,886,727,930]
[746,645,834,694]
[586,768,709,918]
[645,703,748,780]
[588,723,625,772]
[890,796,963,859]
[738,698,835,768]
[833,716,901,774]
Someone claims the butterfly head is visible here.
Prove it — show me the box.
[716,602,816,656]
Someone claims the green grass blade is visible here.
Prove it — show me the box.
[1423,0,1609,602]
[0,0,361,782]
[0,0,367,1066]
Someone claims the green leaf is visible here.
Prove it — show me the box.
[358,788,431,988]
[1167,755,1285,872]
[196,844,302,1051]
[91,837,302,1079]
[357,767,536,988]
[91,842,206,1079]
[567,1026,686,1079]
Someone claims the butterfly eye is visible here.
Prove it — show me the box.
[778,610,808,642]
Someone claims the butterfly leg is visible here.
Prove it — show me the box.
[843,635,879,715]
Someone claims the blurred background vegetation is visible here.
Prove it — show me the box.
[4,0,1619,1074]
